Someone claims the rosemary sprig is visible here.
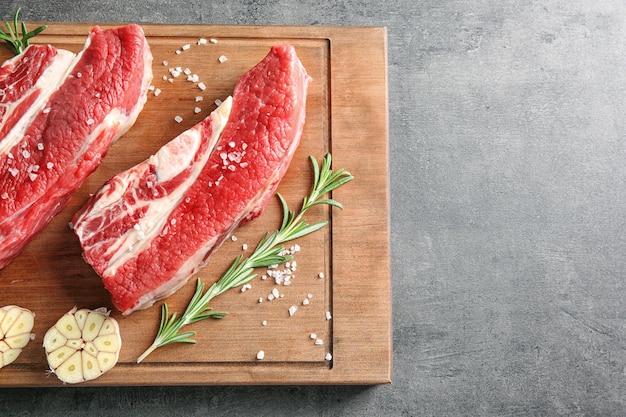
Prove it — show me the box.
[137,153,353,363]
[0,8,47,55]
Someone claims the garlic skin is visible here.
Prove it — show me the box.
[43,307,121,384]
[0,305,35,370]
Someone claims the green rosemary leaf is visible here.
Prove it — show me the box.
[1,8,47,55]
[137,153,353,363]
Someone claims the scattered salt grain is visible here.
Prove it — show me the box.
[262,320,267,326]
[0,192,7,199]
[210,38,218,44]
[302,299,309,306]
[46,162,54,169]
[231,235,238,241]
[310,333,317,339]
[28,173,37,181]
[272,288,280,299]
[198,82,206,91]
[182,43,191,51]
[163,60,168,66]
[318,272,325,279]
[37,143,44,151]
[21,150,30,159]
[175,50,181,55]
[195,96,203,102]
[242,243,248,251]
[148,85,155,91]
[8,168,18,177]
[326,311,332,320]
[162,75,168,81]
[76,72,82,78]
[218,55,228,63]
[168,78,174,83]
[258,297,263,303]
[288,306,298,316]
[194,107,201,114]
[307,293,313,299]
[86,118,95,125]
[267,294,275,301]
[256,350,265,360]
[325,353,332,361]
[187,74,199,82]
[315,338,324,346]
[197,38,208,45]
[183,68,192,75]
[154,88,162,97]
[174,115,183,123]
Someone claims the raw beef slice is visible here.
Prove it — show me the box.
[72,45,311,314]
[0,24,153,269]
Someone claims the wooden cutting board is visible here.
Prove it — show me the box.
[0,23,390,386]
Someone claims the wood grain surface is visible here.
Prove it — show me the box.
[0,23,390,386]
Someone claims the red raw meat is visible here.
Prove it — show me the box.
[72,45,311,314]
[0,24,153,269]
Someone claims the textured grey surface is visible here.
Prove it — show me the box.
[1,0,626,415]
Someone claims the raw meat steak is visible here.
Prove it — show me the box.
[0,24,153,269]
[72,45,311,314]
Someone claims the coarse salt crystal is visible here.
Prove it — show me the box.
[198,38,208,45]
[86,118,95,125]
[267,294,275,301]
[174,115,183,123]
[76,72,82,78]
[325,353,332,361]
[256,350,265,360]
[258,297,263,303]
[210,38,218,44]
[272,288,279,299]
[231,235,237,241]
[215,99,223,106]
[154,88,162,97]
[182,43,191,51]
[8,168,18,177]
[288,306,298,316]
[218,55,228,63]
[307,293,313,299]
[46,162,54,169]
[148,85,155,91]
[262,320,267,326]
[163,60,168,66]
[37,143,44,151]
[198,82,206,91]
[326,311,332,320]
[242,243,248,251]
[302,299,309,306]
[162,75,168,81]
[28,173,37,181]
[21,150,30,158]
[194,107,201,114]
[195,96,203,102]
[318,272,325,279]
[310,333,317,339]
[315,338,324,346]
[175,50,181,54]
[184,68,192,75]
[168,78,174,83]
[0,192,7,199]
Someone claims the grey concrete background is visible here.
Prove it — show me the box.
[1,0,626,415]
